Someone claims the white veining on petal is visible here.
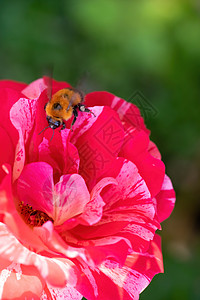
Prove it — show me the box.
[22,78,47,99]
[10,97,38,181]
[116,101,131,119]
[7,262,22,280]
[0,262,22,298]
[100,260,150,299]
[71,106,104,144]
[104,160,151,211]
[121,224,155,241]
[41,285,82,300]
[80,263,99,298]
[0,269,11,298]
[53,174,90,225]
[162,174,173,191]
[110,96,121,109]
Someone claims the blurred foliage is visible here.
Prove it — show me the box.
[0,0,200,299]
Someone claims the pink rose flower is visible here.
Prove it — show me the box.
[0,78,175,299]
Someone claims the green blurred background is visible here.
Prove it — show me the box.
[0,0,200,299]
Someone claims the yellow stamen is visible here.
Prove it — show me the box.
[18,201,54,227]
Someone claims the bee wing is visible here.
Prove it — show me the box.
[45,76,53,101]
[67,71,88,110]
[43,66,53,101]
[66,92,78,111]
[66,89,85,111]
[75,70,90,96]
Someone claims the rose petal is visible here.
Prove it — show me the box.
[17,162,54,216]
[63,141,80,175]
[22,78,71,99]
[0,223,79,288]
[103,158,152,208]
[49,78,72,94]
[0,167,48,251]
[70,106,104,144]
[98,234,163,300]
[136,153,165,198]
[17,162,91,226]
[148,140,162,160]
[85,91,150,134]
[0,80,27,92]
[0,263,44,300]
[78,177,118,226]
[27,89,71,164]
[41,284,83,300]
[10,97,38,180]
[0,128,15,183]
[71,159,156,253]
[73,106,125,189]
[22,78,47,99]
[37,131,79,182]
[155,175,176,223]
[120,128,165,197]
[85,238,130,267]
[54,174,90,225]
[77,258,147,300]
[70,235,163,300]
[0,87,23,147]
[125,234,164,284]
[34,221,87,262]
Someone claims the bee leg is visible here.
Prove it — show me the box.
[79,104,96,117]
[71,108,78,130]
[59,122,66,132]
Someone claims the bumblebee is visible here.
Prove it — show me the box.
[41,88,95,138]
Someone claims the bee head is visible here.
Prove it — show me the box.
[46,116,61,129]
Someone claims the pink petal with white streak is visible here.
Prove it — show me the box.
[103,158,152,211]
[76,235,163,299]
[34,222,87,262]
[98,234,163,300]
[148,140,161,160]
[10,97,38,181]
[22,78,47,99]
[155,174,176,223]
[78,177,118,226]
[0,262,44,300]
[0,223,79,288]
[0,127,15,183]
[71,159,156,252]
[17,162,90,226]
[0,166,49,251]
[17,162,54,217]
[73,106,125,189]
[54,174,90,225]
[41,284,83,300]
[120,128,165,198]
[85,91,149,134]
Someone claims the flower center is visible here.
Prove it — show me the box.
[18,201,54,227]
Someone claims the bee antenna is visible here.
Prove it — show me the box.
[38,126,50,135]
[50,129,55,141]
